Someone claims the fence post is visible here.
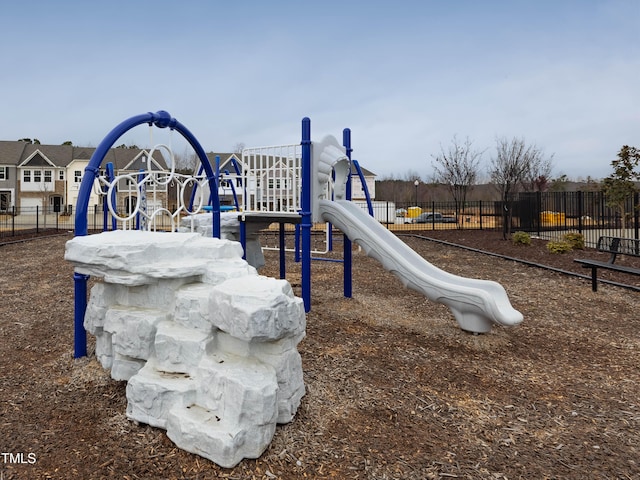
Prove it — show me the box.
[577,191,583,234]
[537,191,542,237]
[431,201,435,231]
[36,205,39,233]
[12,205,15,236]
[634,192,639,241]
[562,191,568,230]
[479,201,483,230]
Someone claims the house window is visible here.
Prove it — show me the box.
[33,170,42,182]
[59,170,65,181]
[44,170,52,183]
[74,170,82,183]
[23,170,31,183]
[0,167,8,180]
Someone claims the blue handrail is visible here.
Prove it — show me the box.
[352,159,374,217]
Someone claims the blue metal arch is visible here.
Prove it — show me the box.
[73,110,220,358]
[74,110,220,237]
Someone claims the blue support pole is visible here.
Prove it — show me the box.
[328,223,333,251]
[106,162,117,231]
[279,222,286,279]
[73,272,90,358]
[294,224,301,263]
[72,110,218,358]
[210,156,221,208]
[229,158,244,211]
[224,170,241,211]
[212,155,221,236]
[300,118,312,312]
[102,187,108,231]
[240,220,247,260]
[343,128,353,299]
[136,168,146,230]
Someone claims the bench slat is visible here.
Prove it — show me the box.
[575,259,640,275]
[575,236,640,291]
[597,236,640,257]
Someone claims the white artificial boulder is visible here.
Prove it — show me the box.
[104,306,168,360]
[126,360,197,429]
[94,329,114,370]
[110,353,146,381]
[210,276,306,342]
[173,283,214,331]
[65,230,306,468]
[179,212,266,270]
[166,403,277,468]
[65,230,245,285]
[154,321,212,373]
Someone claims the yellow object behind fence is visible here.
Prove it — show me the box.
[407,206,422,218]
[540,211,565,224]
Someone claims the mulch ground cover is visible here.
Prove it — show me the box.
[1,230,638,479]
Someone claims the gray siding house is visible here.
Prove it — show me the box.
[0,141,167,213]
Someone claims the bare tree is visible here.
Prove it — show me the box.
[431,135,483,223]
[489,137,552,238]
[39,178,52,228]
[233,142,246,154]
[402,170,422,182]
[174,146,199,174]
[521,149,554,192]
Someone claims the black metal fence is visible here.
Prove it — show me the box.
[4,191,639,249]
[368,191,640,249]
[0,205,176,240]
[0,206,75,239]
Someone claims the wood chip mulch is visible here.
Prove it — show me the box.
[1,230,639,479]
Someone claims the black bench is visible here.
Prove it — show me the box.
[574,236,640,291]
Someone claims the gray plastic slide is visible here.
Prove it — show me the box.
[319,199,523,333]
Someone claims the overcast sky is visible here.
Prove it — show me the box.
[1,0,638,181]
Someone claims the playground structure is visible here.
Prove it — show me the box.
[71,111,523,359]
[66,110,523,467]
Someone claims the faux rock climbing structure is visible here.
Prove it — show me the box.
[65,230,306,468]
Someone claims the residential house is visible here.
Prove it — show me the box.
[0,141,167,214]
[350,164,376,201]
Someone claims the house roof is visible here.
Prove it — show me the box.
[351,164,376,177]
[0,141,28,165]
[0,140,167,170]
[0,140,375,177]
[207,153,241,171]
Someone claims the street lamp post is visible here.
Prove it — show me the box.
[414,179,419,206]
